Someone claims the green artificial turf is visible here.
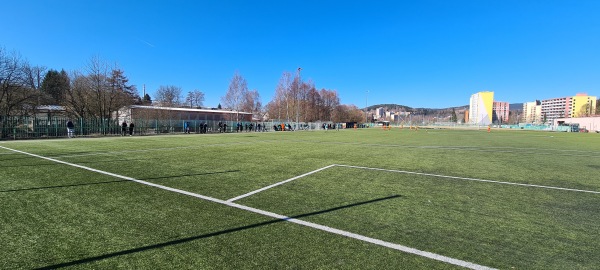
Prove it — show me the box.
[1,128,599,269]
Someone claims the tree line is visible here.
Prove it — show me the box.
[1,48,142,122]
[1,46,366,133]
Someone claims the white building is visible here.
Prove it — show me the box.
[469,91,494,125]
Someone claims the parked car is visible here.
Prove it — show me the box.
[579,128,589,133]
[596,129,600,133]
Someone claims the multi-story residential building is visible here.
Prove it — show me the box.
[541,93,597,123]
[522,100,542,124]
[375,107,385,118]
[469,91,494,125]
[492,101,509,124]
[541,96,571,124]
[569,93,597,117]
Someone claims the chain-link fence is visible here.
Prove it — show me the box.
[0,116,347,140]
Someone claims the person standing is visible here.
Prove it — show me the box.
[129,122,135,136]
[121,121,127,136]
[66,120,75,138]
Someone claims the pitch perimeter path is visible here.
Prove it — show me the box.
[0,145,494,270]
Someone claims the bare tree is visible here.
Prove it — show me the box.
[85,56,114,121]
[320,89,340,121]
[270,71,292,121]
[221,71,248,120]
[22,64,46,91]
[185,89,205,108]
[305,85,321,121]
[64,71,90,118]
[242,89,261,120]
[0,48,41,137]
[156,85,182,107]
[334,104,365,123]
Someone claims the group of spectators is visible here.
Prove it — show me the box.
[185,122,209,134]
[65,120,135,138]
[273,123,293,131]
[217,122,228,133]
[236,122,267,132]
[121,121,135,136]
[322,123,338,130]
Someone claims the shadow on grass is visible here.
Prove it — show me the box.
[0,163,61,168]
[0,151,96,163]
[0,155,39,162]
[0,180,131,193]
[0,157,145,168]
[1,171,241,193]
[35,194,401,269]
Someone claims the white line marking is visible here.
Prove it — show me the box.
[283,139,600,158]
[227,165,337,202]
[0,145,495,270]
[336,164,600,194]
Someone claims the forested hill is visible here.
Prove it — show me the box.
[365,104,469,114]
[367,103,523,114]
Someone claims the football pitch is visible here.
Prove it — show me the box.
[1,128,599,269]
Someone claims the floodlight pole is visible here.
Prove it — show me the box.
[365,90,369,126]
[297,67,301,130]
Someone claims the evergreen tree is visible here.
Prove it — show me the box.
[143,93,152,105]
[40,69,70,105]
[450,108,458,122]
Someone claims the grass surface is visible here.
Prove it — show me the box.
[1,128,599,269]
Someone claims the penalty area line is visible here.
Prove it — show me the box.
[227,164,337,202]
[336,164,600,195]
[0,145,495,270]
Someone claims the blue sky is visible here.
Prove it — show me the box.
[3,0,599,108]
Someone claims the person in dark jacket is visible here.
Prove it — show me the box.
[121,121,127,136]
[129,122,135,136]
[67,120,75,138]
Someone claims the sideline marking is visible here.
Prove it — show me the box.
[0,145,494,270]
[336,164,600,194]
[227,164,337,202]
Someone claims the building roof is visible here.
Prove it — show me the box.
[36,105,65,111]
[129,105,252,115]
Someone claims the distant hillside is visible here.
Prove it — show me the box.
[367,103,523,113]
[365,104,413,111]
[365,104,469,114]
